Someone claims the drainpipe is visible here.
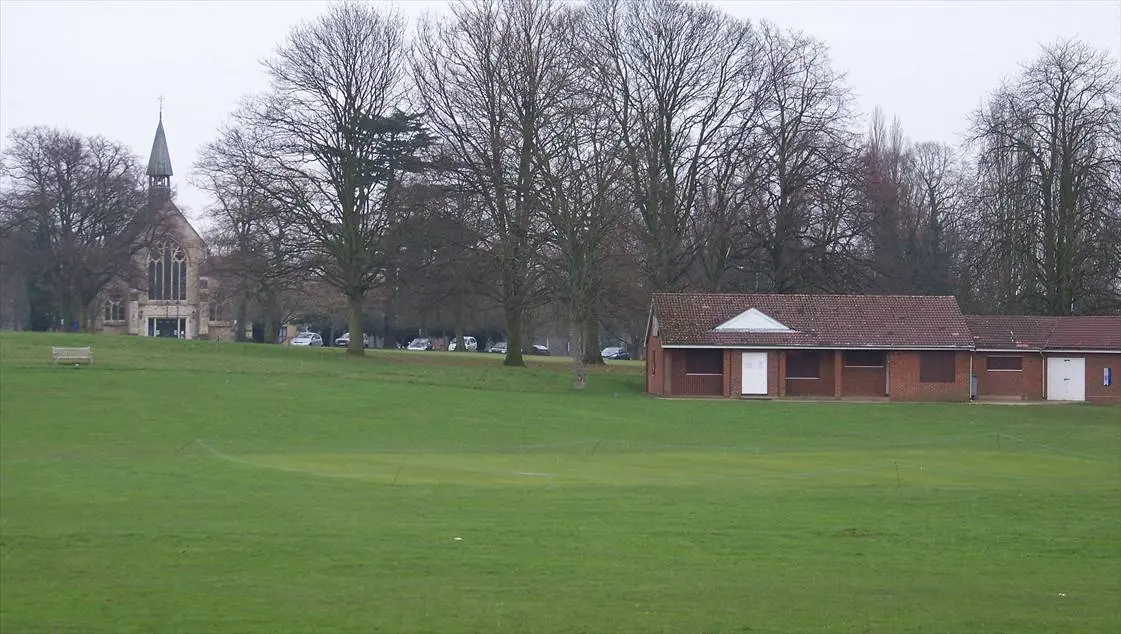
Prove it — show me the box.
[968,352,974,401]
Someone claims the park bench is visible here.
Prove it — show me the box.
[52,346,93,366]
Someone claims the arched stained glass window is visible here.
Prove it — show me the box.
[148,241,187,300]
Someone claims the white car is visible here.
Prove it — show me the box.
[334,332,371,348]
[407,338,433,351]
[447,336,478,352]
[290,332,323,347]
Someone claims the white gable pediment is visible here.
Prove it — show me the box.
[714,308,793,332]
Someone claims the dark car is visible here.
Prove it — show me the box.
[601,346,630,360]
[487,342,507,354]
[531,344,551,356]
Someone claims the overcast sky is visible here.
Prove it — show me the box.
[2,0,1119,226]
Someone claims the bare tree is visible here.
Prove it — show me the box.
[0,127,155,330]
[535,26,628,386]
[907,141,965,295]
[853,108,968,296]
[413,0,575,366]
[236,2,426,355]
[741,22,858,294]
[970,40,1121,314]
[860,108,914,293]
[393,182,492,352]
[193,124,307,342]
[687,133,759,292]
[583,0,762,293]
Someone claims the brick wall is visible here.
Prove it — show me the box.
[770,351,781,397]
[889,350,970,402]
[974,352,1044,400]
[723,349,741,397]
[842,365,888,397]
[1021,355,1045,400]
[646,333,664,395]
[650,346,1113,403]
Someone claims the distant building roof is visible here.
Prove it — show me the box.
[650,293,973,349]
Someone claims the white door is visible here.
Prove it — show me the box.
[1047,357,1086,401]
[741,352,768,395]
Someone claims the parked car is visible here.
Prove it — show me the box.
[447,336,478,352]
[487,341,507,354]
[290,332,324,347]
[601,346,630,360]
[334,332,371,348]
[406,338,433,351]
[531,344,551,356]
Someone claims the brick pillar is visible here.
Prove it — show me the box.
[663,350,672,395]
[723,350,731,398]
[778,351,786,397]
[834,350,843,398]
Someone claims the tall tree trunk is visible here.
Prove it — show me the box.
[454,301,466,352]
[503,303,525,367]
[570,317,587,390]
[346,295,364,356]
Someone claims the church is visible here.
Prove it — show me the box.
[93,115,234,341]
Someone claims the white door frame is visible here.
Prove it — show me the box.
[741,352,768,395]
[1046,357,1086,401]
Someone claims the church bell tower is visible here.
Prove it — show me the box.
[146,103,173,199]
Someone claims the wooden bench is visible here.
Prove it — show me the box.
[52,346,93,366]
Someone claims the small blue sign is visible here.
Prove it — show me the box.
[1105,368,1113,387]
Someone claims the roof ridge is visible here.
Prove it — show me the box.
[654,292,959,299]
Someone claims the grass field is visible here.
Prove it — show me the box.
[1,332,1119,633]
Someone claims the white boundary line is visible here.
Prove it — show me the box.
[195,438,563,485]
[189,432,1118,487]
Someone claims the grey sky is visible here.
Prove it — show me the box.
[2,0,1119,228]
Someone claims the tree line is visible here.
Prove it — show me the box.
[2,0,1118,386]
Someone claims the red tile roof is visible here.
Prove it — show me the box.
[651,293,973,349]
[965,316,1059,350]
[1046,316,1121,350]
[966,315,1120,351]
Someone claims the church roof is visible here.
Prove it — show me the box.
[146,116,173,177]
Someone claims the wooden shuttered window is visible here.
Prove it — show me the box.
[843,350,885,367]
[986,355,1023,371]
[920,351,956,383]
[685,349,723,375]
[786,350,821,379]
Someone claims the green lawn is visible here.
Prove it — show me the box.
[1,332,1119,634]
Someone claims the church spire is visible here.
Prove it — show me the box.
[146,101,173,190]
